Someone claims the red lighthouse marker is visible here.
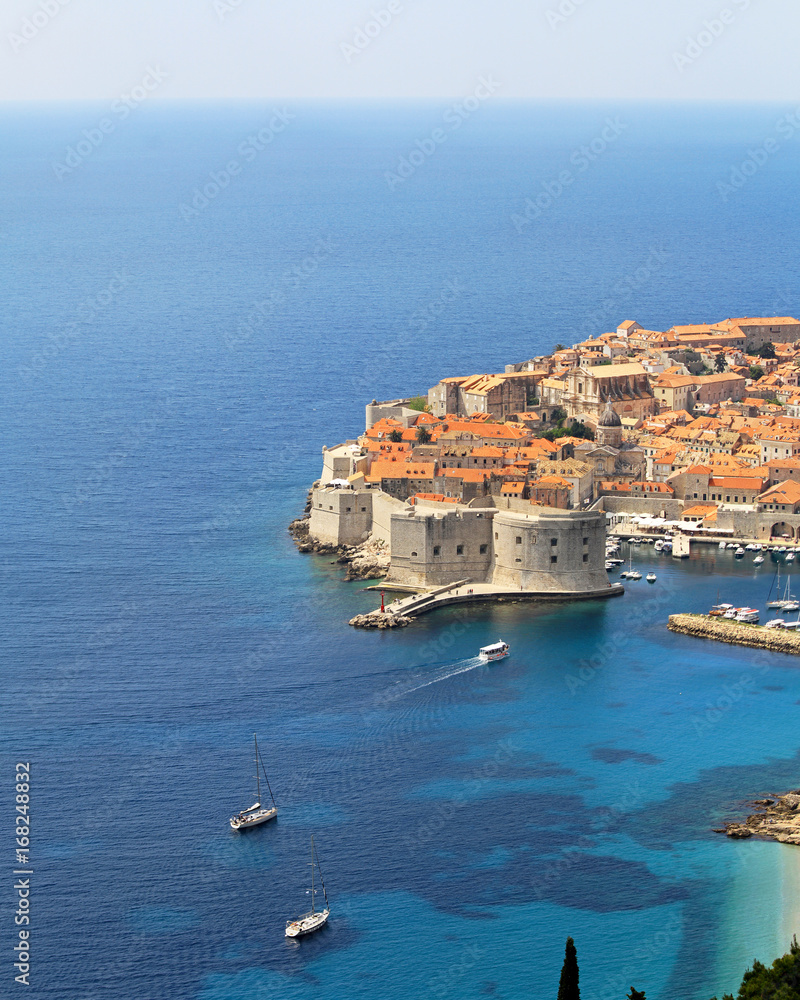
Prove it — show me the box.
[380,591,385,613]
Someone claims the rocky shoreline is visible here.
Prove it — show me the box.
[668,614,800,655]
[288,488,390,582]
[715,790,800,845]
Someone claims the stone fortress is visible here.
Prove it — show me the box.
[308,430,620,604]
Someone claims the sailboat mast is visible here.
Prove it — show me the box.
[254,734,261,805]
[311,835,315,915]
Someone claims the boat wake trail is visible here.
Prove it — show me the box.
[393,657,485,698]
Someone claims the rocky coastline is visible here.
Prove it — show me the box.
[715,790,800,845]
[288,489,390,582]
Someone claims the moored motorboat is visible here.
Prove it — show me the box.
[734,607,759,623]
[765,619,786,629]
[646,572,657,583]
[734,547,745,558]
[753,555,765,565]
[709,603,734,616]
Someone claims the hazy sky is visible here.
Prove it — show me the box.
[1,0,797,102]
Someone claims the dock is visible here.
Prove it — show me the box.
[668,614,800,656]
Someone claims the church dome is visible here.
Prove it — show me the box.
[598,403,622,428]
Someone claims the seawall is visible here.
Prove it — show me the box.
[668,614,800,656]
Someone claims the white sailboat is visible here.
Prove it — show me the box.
[230,734,278,831]
[285,835,330,938]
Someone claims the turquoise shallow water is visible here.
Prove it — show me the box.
[1,102,800,999]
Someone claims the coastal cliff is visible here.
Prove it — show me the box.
[289,513,389,581]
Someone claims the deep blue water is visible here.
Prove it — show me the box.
[2,101,800,999]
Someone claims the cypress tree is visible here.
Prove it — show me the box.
[557,936,580,1000]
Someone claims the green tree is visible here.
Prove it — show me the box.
[557,937,580,1000]
[715,355,727,373]
[749,365,765,380]
[553,343,566,352]
[415,425,431,444]
[407,395,429,412]
[627,990,646,1000]
[708,936,800,1000]
[757,341,777,359]
[388,429,403,443]
[551,406,567,424]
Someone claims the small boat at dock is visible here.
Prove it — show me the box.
[646,572,657,583]
[753,555,765,565]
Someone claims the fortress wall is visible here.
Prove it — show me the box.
[491,510,609,593]
[386,508,494,588]
[309,488,373,547]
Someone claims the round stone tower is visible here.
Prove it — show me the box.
[596,401,623,449]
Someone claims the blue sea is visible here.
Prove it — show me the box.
[2,101,800,1000]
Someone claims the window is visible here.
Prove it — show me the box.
[583,537,588,545]
[694,493,698,499]
[551,555,558,564]
[583,553,589,562]
[515,558,522,563]
[456,545,464,555]
[346,507,351,512]
[495,532,498,540]
[726,496,730,502]
[411,551,418,557]
[433,546,440,556]
[516,536,522,544]
[551,538,558,546]
[702,494,706,501]
[479,544,488,554]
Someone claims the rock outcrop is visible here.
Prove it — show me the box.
[715,790,800,845]
[668,614,800,656]
[349,612,413,629]
[340,537,390,581]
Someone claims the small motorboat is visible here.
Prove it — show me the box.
[654,540,664,552]
[627,570,642,581]
[734,547,746,558]
[765,619,785,629]
[479,641,509,662]
[646,572,657,583]
[787,552,796,563]
[753,555,765,565]
[745,544,755,551]
[718,541,727,550]
[727,543,737,550]
[709,603,734,616]
[782,600,800,613]
[605,561,614,571]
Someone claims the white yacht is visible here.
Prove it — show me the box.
[285,836,330,939]
[230,734,278,831]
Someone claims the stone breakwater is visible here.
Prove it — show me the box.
[668,614,800,656]
[349,612,414,630]
[714,791,800,845]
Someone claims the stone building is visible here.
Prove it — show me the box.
[561,363,656,423]
[384,502,610,595]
